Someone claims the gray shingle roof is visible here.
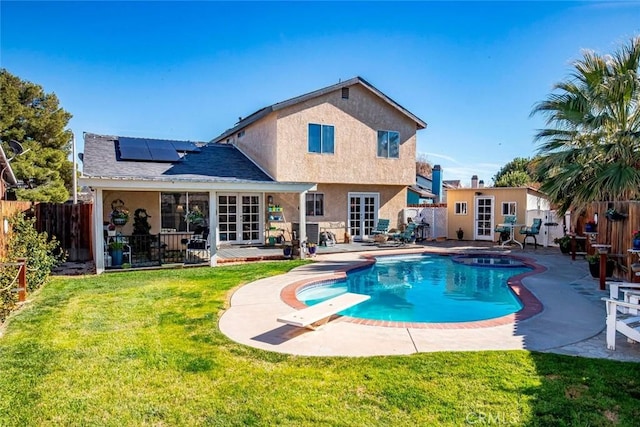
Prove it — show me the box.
[82,133,273,183]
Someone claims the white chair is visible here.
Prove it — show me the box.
[603,298,640,350]
[606,280,640,300]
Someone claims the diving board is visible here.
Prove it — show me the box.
[278,292,370,330]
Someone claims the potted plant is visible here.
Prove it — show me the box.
[110,198,130,226]
[585,253,615,278]
[633,229,640,250]
[109,241,125,266]
[107,223,116,237]
[307,242,317,256]
[456,227,464,240]
[186,207,205,225]
[554,235,571,254]
[283,244,293,258]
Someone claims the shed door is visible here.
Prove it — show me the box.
[474,196,494,241]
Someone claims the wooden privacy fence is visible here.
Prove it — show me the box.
[34,203,93,262]
[0,201,34,260]
[585,201,640,281]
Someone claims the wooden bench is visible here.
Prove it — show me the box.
[277,292,370,330]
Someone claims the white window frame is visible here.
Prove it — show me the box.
[454,201,468,215]
[308,123,335,154]
[305,192,324,217]
[377,130,400,159]
[501,202,517,216]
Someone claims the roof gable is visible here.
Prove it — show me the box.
[211,76,427,143]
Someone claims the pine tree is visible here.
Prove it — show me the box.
[0,69,73,202]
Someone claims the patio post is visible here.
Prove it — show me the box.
[94,188,105,273]
[208,190,217,266]
[298,191,307,260]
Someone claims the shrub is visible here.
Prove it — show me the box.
[0,211,64,322]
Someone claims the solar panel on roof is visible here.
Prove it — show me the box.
[171,141,200,152]
[119,137,148,149]
[149,145,181,162]
[117,136,196,162]
[120,146,152,160]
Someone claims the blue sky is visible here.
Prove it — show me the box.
[2,1,639,185]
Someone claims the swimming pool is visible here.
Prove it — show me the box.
[296,254,530,323]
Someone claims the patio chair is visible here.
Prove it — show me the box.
[390,222,418,245]
[607,280,640,300]
[519,218,542,248]
[185,226,210,263]
[494,215,516,243]
[371,219,390,236]
[602,297,640,350]
[187,226,210,250]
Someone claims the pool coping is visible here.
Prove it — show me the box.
[279,250,546,329]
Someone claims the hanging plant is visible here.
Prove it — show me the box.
[110,199,129,225]
[605,208,627,221]
[185,207,205,224]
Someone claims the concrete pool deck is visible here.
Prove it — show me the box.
[219,244,640,362]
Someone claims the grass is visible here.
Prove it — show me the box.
[1,262,639,426]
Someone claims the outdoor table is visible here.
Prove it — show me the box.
[498,223,524,248]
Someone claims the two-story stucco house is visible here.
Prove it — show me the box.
[211,76,426,244]
[80,77,426,273]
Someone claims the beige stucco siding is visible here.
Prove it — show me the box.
[273,85,417,185]
[267,184,407,242]
[231,113,278,178]
[103,191,161,235]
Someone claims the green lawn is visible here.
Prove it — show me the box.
[1,262,639,426]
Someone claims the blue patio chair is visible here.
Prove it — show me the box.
[519,218,542,248]
[371,218,390,236]
[494,215,517,243]
[390,222,418,245]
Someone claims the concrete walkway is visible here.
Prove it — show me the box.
[219,244,640,362]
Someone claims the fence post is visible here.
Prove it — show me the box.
[17,257,26,302]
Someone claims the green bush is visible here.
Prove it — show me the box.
[0,211,64,322]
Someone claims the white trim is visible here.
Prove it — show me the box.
[94,188,105,273]
[79,177,316,193]
[347,192,380,241]
[209,190,217,266]
[474,195,495,241]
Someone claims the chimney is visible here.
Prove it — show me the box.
[471,175,478,188]
[432,165,443,203]
[479,180,484,188]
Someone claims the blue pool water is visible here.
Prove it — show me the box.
[297,254,530,323]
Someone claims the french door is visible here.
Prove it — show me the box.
[475,196,494,240]
[348,192,379,241]
[218,193,262,244]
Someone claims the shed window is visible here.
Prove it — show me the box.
[455,202,467,215]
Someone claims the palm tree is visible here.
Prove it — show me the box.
[531,37,640,214]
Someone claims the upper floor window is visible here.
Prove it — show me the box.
[502,202,517,216]
[377,130,400,158]
[308,124,335,154]
[305,193,324,216]
[455,201,467,215]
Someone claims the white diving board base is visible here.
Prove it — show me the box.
[277,292,370,330]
